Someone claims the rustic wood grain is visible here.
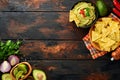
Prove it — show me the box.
[0,12,89,40]
[0,0,119,80]
[19,40,91,60]
[0,0,113,11]
[19,40,111,60]
[19,60,120,80]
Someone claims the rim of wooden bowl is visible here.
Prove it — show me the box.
[10,62,32,80]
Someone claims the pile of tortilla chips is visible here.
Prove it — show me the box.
[91,17,120,52]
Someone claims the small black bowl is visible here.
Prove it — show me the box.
[70,1,98,28]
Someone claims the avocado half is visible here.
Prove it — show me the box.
[33,69,46,80]
[2,73,12,80]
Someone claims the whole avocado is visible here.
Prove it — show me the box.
[96,0,108,17]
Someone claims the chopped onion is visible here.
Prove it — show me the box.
[8,55,20,66]
[0,61,11,73]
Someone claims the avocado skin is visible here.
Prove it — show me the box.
[96,0,108,16]
[33,69,46,80]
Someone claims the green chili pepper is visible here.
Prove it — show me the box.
[85,8,90,16]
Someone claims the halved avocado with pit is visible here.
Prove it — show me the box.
[33,69,46,80]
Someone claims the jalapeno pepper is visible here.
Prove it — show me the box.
[113,0,120,11]
[113,8,120,17]
[85,8,90,17]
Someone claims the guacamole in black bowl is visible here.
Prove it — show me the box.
[69,1,98,28]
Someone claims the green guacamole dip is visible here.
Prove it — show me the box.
[70,2,96,28]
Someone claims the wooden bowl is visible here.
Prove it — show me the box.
[10,62,32,80]
[89,17,120,52]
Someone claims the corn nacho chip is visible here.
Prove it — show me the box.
[90,17,120,52]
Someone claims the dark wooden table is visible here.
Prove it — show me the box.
[0,0,120,80]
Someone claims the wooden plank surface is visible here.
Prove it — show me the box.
[0,0,113,11]
[20,40,91,60]
[0,12,89,40]
[13,60,120,80]
[19,40,111,60]
[0,0,120,80]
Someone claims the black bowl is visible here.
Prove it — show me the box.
[70,1,98,28]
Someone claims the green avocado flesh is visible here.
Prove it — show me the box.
[33,69,46,80]
[13,64,28,80]
[17,63,28,74]
[2,73,12,80]
[13,67,19,76]
[71,2,96,27]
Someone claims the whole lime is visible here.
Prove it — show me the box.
[96,0,108,17]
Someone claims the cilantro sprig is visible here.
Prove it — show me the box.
[0,40,22,60]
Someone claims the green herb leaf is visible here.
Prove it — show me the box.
[0,40,22,60]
